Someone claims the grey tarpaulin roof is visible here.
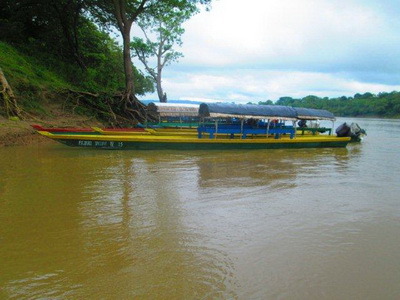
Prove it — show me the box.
[147,102,200,117]
[293,107,335,121]
[199,103,298,120]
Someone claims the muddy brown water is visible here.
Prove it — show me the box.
[1,118,399,299]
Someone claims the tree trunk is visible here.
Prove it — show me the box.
[156,72,166,102]
[0,67,21,118]
[122,28,135,99]
[156,50,167,102]
[111,0,149,123]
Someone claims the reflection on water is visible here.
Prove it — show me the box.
[1,118,400,299]
[77,158,238,298]
[0,149,238,298]
[195,147,352,190]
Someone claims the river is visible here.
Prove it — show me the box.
[1,118,399,299]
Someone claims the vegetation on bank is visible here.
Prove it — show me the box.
[0,0,155,124]
[251,92,400,118]
[0,0,209,124]
[0,37,152,121]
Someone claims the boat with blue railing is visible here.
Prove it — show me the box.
[35,102,352,150]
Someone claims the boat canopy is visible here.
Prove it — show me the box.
[199,103,298,120]
[147,102,199,117]
[293,107,336,121]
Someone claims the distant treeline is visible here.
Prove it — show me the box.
[251,92,400,118]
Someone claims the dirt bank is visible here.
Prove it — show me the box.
[0,112,103,147]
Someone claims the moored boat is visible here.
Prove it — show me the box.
[91,126,198,137]
[32,124,145,135]
[294,107,336,136]
[37,130,350,150]
[91,127,147,135]
[31,124,95,133]
[35,102,352,150]
[146,102,200,129]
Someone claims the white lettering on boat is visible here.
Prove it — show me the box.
[77,140,123,148]
[78,140,93,146]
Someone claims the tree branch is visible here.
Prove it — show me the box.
[130,0,149,22]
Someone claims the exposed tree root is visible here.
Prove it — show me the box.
[60,89,157,126]
[0,67,23,119]
[1,69,156,126]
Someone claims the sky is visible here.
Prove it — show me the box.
[132,0,400,103]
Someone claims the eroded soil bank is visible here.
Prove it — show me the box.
[0,113,103,147]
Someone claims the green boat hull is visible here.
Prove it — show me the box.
[57,138,349,150]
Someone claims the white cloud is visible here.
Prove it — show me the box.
[140,69,400,102]
[137,0,400,102]
[181,0,397,68]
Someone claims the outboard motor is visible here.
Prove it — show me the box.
[336,122,366,142]
[349,123,366,142]
[336,122,351,137]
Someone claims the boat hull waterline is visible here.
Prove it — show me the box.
[39,131,350,150]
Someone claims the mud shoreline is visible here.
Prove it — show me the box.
[0,114,102,147]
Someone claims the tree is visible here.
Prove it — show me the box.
[0,67,21,118]
[130,3,197,102]
[257,100,273,105]
[50,0,86,69]
[276,96,295,106]
[0,0,86,69]
[89,0,211,110]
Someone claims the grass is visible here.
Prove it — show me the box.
[0,42,69,89]
[0,41,75,115]
[0,42,72,90]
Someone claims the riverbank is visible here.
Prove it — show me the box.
[0,112,102,147]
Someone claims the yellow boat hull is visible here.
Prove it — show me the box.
[38,131,351,150]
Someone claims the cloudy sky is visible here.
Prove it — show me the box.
[133,0,400,103]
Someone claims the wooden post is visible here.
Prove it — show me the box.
[215,120,218,139]
[240,119,244,139]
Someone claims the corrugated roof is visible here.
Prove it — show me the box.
[199,103,298,120]
[147,103,199,117]
[146,102,336,121]
[293,107,335,121]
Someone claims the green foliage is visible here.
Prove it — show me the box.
[0,41,72,115]
[0,42,71,91]
[89,0,210,101]
[257,100,273,105]
[272,92,400,118]
[88,0,211,31]
[129,1,200,101]
[0,1,154,95]
[0,0,155,119]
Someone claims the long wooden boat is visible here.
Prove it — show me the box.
[34,103,356,150]
[90,127,196,137]
[32,124,145,135]
[31,124,94,133]
[91,127,200,137]
[91,127,148,135]
[38,131,350,150]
